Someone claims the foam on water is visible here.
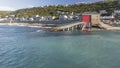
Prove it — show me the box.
[36,30,43,32]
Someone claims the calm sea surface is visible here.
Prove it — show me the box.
[0,25,120,68]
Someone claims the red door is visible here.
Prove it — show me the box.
[82,15,91,23]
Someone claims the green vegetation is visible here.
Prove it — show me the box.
[8,0,119,18]
[0,11,12,17]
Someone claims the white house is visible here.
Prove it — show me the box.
[59,15,68,20]
[100,15,114,20]
[46,16,56,21]
[0,18,6,21]
[114,10,120,14]
[40,16,46,21]
[28,15,40,21]
[19,17,26,21]
[29,17,34,21]
[67,16,74,20]
[99,10,107,14]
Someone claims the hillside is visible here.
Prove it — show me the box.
[0,11,12,17]
[11,0,118,18]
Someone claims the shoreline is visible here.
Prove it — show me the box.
[0,23,43,26]
[0,23,52,28]
[0,22,120,31]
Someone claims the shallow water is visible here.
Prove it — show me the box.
[0,25,120,68]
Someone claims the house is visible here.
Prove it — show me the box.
[19,17,26,21]
[73,14,82,20]
[99,10,107,14]
[114,10,120,14]
[59,15,68,20]
[31,15,41,21]
[46,16,55,21]
[0,18,6,21]
[100,15,114,20]
[29,17,34,21]
[67,16,74,20]
[40,16,45,21]
[114,10,120,20]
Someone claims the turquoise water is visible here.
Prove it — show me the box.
[0,25,120,68]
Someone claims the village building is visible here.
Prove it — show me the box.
[82,13,101,26]
[59,15,68,20]
[114,10,120,20]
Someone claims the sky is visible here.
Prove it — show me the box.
[0,0,103,11]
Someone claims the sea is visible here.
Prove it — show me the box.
[0,25,120,68]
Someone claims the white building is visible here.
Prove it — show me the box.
[114,10,120,20]
[40,16,46,21]
[100,15,114,20]
[47,16,56,21]
[59,15,68,20]
[114,10,120,14]
[0,18,6,21]
[31,15,40,21]
[29,17,34,21]
[99,10,107,14]
[19,17,26,21]
[67,16,74,20]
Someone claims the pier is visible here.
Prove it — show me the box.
[49,22,87,31]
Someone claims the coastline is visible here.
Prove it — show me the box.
[1,22,120,31]
[0,23,43,26]
[0,23,53,28]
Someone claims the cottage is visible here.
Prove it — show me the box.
[73,14,82,20]
[59,15,68,20]
[31,15,41,21]
[68,16,74,20]
[29,17,34,21]
[0,18,5,21]
[114,10,120,19]
[99,10,107,14]
[114,10,120,14]
[100,15,114,20]
[40,16,45,21]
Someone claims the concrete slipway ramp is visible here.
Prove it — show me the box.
[99,22,120,30]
